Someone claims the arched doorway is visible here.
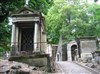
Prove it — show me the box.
[71,45,77,61]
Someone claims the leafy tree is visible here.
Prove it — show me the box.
[0,19,11,51]
[46,0,100,44]
[87,3,100,37]
[46,0,80,43]
[29,0,53,14]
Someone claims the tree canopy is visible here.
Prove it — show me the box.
[46,0,100,44]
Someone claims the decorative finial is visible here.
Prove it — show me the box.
[24,0,29,7]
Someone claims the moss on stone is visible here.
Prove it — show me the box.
[9,54,49,61]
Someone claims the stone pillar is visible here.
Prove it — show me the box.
[34,22,40,52]
[11,24,16,46]
[41,33,47,53]
[19,29,21,51]
[15,26,19,51]
[15,26,19,46]
[11,24,17,56]
[67,44,72,61]
[68,50,72,61]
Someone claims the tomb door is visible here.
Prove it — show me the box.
[71,45,77,61]
[21,28,34,53]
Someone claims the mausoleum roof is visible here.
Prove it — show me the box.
[11,7,42,17]
[11,6,46,33]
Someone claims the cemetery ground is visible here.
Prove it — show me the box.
[0,59,45,74]
[0,56,100,74]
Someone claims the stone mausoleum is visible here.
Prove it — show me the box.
[76,37,97,60]
[56,36,97,62]
[9,6,51,71]
[11,6,47,54]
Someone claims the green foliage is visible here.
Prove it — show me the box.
[0,0,53,52]
[0,0,53,15]
[0,19,11,51]
[0,1,22,51]
[29,0,53,14]
[0,0,24,11]
[46,0,100,44]
[0,47,3,52]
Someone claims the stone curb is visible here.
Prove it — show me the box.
[55,62,65,74]
[73,62,99,74]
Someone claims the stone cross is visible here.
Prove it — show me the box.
[24,0,29,7]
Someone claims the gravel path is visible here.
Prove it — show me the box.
[56,61,94,74]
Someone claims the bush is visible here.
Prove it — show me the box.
[0,47,3,52]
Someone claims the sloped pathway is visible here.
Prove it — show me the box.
[56,61,94,74]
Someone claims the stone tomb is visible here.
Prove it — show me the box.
[11,7,47,54]
[76,37,97,61]
[9,6,51,72]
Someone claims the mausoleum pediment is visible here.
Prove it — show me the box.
[18,7,39,14]
[11,6,45,32]
[19,9,34,14]
[12,7,41,17]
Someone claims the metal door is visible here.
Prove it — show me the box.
[21,28,33,53]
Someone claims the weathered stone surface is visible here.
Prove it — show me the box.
[11,65,21,69]
[77,58,83,62]
[10,69,18,74]
[17,71,30,74]
[94,56,100,64]
[81,53,92,63]
[80,39,96,53]
[8,54,51,72]
[0,60,11,74]
[91,59,97,66]
[0,68,10,73]
[29,66,37,70]
[19,68,31,74]
[85,63,96,68]
[0,60,45,74]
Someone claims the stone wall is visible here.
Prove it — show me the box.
[41,33,47,53]
[80,39,96,53]
[8,54,51,72]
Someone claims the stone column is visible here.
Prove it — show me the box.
[15,26,19,51]
[34,22,39,52]
[11,24,16,46]
[11,24,17,56]
[41,32,47,53]
[15,26,19,45]
[67,44,72,61]
[18,28,21,51]
[68,50,72,61]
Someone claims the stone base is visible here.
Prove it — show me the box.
[81,53,92,62]
[8,54,51,72]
